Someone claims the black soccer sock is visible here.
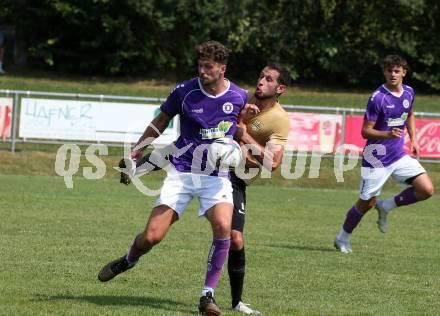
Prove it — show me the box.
[228,247,246,308]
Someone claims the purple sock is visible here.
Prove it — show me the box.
[204,238,231,289]
[342,205,364,233]
[394,187,418,206]
[126,234,151,263]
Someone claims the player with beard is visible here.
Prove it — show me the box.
[228,63,290,314]
[118,63,291,314]
[98,40,249,316]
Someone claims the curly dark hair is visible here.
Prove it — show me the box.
[266,62,292,87]
[196,41,229,65]
[382,55,409,71]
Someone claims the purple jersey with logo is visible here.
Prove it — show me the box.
[362,84,415,167]
[160,77,247,175]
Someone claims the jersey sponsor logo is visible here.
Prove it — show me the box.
[200,120,233,139]
[386,104,395,109]
[222,102,233,114]
[251,120,263,131]
[403,99,410,108]
[387,112,408,127]
[192,108,203,113]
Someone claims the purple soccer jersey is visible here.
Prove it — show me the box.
[362,84,415,168]
[160,77,247,175]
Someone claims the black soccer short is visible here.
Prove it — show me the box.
[231,172,247,233]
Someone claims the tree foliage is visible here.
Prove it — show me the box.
[3,0,440,90]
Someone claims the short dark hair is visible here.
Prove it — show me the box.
[382,55,409,71]
[196,41,230,65]
[266,62,291,86]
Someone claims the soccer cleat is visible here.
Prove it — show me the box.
[198,291,221,316]
[334,237,352,254]
[98,255,134,282]
[375,200,388,233]
[233,301,261,314]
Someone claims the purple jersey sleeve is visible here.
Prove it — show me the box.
[406,85,415,108]
[364,91,381,122]
[160,84,183,117]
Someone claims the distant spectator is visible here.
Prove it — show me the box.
[0,30,5,74]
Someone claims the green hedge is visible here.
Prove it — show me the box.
[3,0,440,90]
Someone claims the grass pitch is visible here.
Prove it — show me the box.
[1,174,439,315]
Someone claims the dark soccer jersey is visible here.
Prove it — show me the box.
[362,84,415,168]
[160,77,247,175]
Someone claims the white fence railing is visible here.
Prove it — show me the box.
[1,89,440,163]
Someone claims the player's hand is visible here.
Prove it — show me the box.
[389,128,403,138]
[244,103,260,115]
[411,141,420,158]
[235,125,246,140]
[235,119,251,141]
[130,149,143,162]
[239,103,260,122]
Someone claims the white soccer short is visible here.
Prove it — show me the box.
[155,168,233,217]
[359,155,426,200]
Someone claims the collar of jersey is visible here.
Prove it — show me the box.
[382,84,404,98]
[198,78,231,98]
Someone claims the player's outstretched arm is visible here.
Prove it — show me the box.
[131,111,172,160]
[361,120,403,140]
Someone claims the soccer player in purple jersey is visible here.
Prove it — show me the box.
[334,55,434,254]
[118,64,290,315]
[97,41,249,315]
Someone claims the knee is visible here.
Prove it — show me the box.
[418,184,434,200]
[357,197,376,213]
[212,219,231,239]
[142,228,164,247]
[230,230,244,250]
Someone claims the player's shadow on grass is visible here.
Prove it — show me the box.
[36,294,199,314]
[264,243,335,252]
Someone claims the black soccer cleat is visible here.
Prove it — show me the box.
[198,291,221,316]
[98,255,134,282]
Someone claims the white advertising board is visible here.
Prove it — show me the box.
[19,98,179,145]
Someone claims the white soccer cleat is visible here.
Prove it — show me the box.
[334,237,352,254]
[375,200,388,233]
[233,302,261,314]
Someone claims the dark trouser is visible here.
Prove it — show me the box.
[228,172,247,307]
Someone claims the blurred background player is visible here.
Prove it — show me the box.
[98,40,248,316]
[334,55,434,254]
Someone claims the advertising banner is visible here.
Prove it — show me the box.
[0,97,13,140]
[343,115,366,152]
[344,115,440,158]
[404,119,440,158]
[19,98,179,145]
[286,112,342,152]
